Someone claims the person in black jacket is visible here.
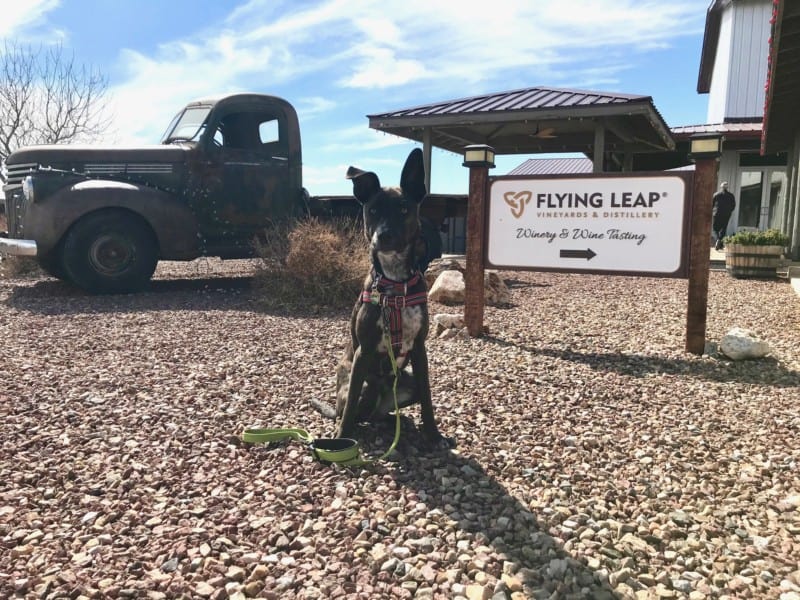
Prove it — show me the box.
[711,181,736,250]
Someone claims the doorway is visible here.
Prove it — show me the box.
[737,168,786,230]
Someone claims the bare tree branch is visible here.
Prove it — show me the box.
[0,41,111,184]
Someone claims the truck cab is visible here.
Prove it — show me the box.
[1,93,306,293]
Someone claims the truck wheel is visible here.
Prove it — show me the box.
[62,211,158,294]
[37,251,67,281]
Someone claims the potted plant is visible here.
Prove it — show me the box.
[723,228,790,279]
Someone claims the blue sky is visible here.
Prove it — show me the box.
[5,0,711,195]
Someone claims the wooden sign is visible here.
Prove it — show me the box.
[486,172,693,277]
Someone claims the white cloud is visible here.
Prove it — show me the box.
[331,0,703,91]
[55,0,705,179]
[296,96,337,118]
[0,0,61,40]
[339,45,429,89]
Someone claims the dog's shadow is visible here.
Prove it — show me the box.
[351,423,619,599]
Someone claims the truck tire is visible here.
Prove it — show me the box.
[37,250,67,281]
[62,211,158,294]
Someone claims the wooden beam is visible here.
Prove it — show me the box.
[593,122,605,173]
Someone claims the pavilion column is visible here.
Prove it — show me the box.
[623,147,634,172]
[423,128,432,193]
[593,122,605,173]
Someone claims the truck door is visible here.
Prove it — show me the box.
[193,108,294,251]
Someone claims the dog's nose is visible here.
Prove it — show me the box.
[376,229,393,245]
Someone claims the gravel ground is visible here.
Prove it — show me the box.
[1,259,799,600]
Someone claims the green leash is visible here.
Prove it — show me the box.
[241,323,403,467]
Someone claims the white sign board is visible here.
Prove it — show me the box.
[487,173,691,277]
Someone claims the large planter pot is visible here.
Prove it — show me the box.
[725,244,784,279]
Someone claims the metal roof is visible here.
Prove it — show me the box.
[671,121,763,140]
[762,0,800,153]
[697,1,725,93]
[507,157,592,176]
[368,85,675,156]
[372,87,651,118]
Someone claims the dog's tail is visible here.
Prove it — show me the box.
[309,398,337,419]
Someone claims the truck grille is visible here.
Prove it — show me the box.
[3,189,23,237]
[5,162,38,188]
[85,163,173,175]
[3,163,36,237]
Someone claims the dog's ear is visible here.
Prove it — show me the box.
[400,148,426,202]
[346,166,381,204]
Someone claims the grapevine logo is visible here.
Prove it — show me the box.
[503,191,532,218]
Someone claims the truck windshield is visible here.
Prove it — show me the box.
[160,106,212,143]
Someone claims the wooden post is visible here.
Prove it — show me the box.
[685,156,718,354]
[593,122,605,173]
[464,164,489,337]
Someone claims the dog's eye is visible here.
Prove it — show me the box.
[369,207,377,215]
[400,206,409,215]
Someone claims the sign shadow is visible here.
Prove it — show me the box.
[483,335,799,388]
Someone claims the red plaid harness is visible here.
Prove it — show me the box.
[360,270,428,361]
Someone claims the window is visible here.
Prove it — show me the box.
[259,119,279,145]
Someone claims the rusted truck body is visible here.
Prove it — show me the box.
[1,93,464,293]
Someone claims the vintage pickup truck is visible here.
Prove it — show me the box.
[1,93,462,293]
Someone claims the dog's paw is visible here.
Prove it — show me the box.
[424,431,456,450]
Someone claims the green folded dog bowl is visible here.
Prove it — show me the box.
[241,427,312,444]
[241,427,361,465]
[309,438,360,464]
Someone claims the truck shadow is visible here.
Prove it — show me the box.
[350,423,620,599]
[2,275,258,315]
[3,275,353,318]
[483,335,800,388]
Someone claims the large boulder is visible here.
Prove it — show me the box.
[429,270,464,304]
[425,257,464,288]
[428,269,511,306]
[720,327,771,360]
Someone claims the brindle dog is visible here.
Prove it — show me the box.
[311,149,451,448]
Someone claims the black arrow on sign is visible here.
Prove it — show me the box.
[560,248,597,260]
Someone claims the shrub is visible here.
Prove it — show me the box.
[724,228,790,247]
[253,217,370,311]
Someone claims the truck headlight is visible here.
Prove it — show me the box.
[22,175,34,203]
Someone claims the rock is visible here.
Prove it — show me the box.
[160,558,179,573]
[428,269,510,306]
[194,582,215,597]
[429,270,465,304]
[425,258,464,287]
[433,313,464,335]
[720,327,771,360]
[466,583,493,600]
[484,271,510,306]
[547,558,568,578]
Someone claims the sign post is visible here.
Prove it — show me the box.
[462,145,495,337]
[685,134,722,355]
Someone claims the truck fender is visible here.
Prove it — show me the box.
[29,180,201,259]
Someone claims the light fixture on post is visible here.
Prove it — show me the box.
[462,144,495,169]
[461,144,495,337]
[688,133,723,161]
[685,132,723,355]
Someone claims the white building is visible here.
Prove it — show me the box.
[694,0,788,236]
